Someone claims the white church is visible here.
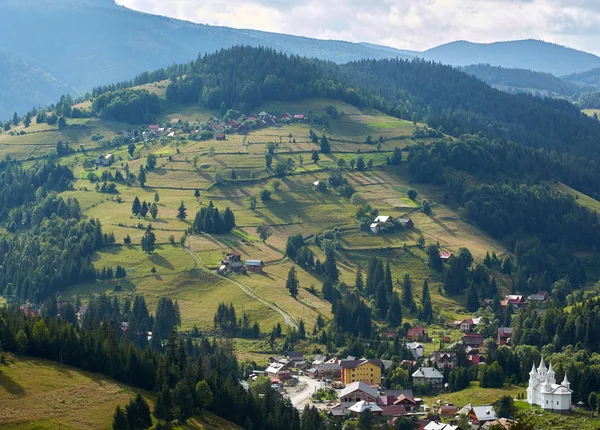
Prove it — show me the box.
[527,357,572,412]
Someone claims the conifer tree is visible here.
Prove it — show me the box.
[421,279,433,324]
[150,202,158,220]
[177,201,187,220]
[286,266,299,298]
[384,261,393,295]
[320,134,331,154]
[376,281,388,319]
[466,282,480,312]
[140,201,149,217]
[355,263,364,291]
[387,292,403,326]
[138,166,146,187]
[323,249,339,284]
[141,225,156,254]
[112,405,128,430]
[132,196,141,215]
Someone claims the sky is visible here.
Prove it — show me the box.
[115,0,600,55]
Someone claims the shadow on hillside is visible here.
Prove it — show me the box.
[0,369,26,396]
[150,253,175,270]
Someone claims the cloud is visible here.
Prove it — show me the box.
[115,0,600,54]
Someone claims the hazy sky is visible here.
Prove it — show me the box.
[116,0,600,55]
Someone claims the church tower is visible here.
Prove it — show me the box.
[561,373,570,390]
[537,356,547,380]
[547,362,556,385]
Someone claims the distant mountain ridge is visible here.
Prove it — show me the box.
[421,40,600,76]
[1,0,600,118]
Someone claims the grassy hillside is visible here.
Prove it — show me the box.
[0,354,238,429]
[0,93,511,337]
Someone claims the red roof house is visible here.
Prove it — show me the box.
[406,326,428,341]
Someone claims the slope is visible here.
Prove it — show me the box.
[422,40,600,76]
[0,354,238,429]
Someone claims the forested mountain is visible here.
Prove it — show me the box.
[0,0,410,119]
[563,67,600,90]
[461,64,585,97]
[0,51,75,119]
[420,40,600,76]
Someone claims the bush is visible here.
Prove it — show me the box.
[407,189,418,200]
[260,189,272,201]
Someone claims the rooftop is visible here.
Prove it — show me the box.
[340,381,379,399]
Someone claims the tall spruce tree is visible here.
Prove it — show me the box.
[132,196,141,215]
[355,264,364,291]
[324,249,339,284]
[421,279,433,323]
[177,201,187,220]
[402,273,413,310]
[384,261,393,295]
[286,266,299,298]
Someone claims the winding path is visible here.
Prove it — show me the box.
[184,236,298,329]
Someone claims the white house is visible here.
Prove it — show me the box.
[374,215,393,224]
[406,342,425,359]
[412,367,443,389]
[526,357,572,412]
[370,223,380,234]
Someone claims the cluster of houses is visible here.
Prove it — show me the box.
[370,215,414,234]
[145,110,307,141]
[217,251,265,275]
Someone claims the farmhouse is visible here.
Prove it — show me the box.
[406,342,425,358]
[397,218,414,229]
[459,317,481,332]
[94,153,114,167]
[374,215,393,224]
[430,351,456,369]
[500,295,527,309]
[406,326,428,341]
[340,358,383,385]
[171,118,181,124]
[463,333,484,348]
[468,406,498,426]
[293,114,305,121]
[497,327,513,345]
[245,260,265,273]
[370,223,380,233]
[412,367,443,390]
[215,133,226,141]
[219,251,244,274]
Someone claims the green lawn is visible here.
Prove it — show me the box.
[0,354,239,430]
[422,382,523,408]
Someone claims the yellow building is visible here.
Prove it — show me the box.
[340,359,383,386]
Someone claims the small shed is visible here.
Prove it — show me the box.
[398,218,414,229]
[370,223,380,234]
[246,260,265,273]
[215,133,226,141]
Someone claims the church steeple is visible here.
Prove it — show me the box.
[547,362,556,384]
[537,357,547,380]
[529,362,537,380]
[561,373,571,390]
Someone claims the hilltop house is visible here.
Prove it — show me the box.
[219,252,244,274]
[412,367,444,390]
[527,357,572,412]
[501,295,527,309]
[459,317,481,332]
[406,326,428,341]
